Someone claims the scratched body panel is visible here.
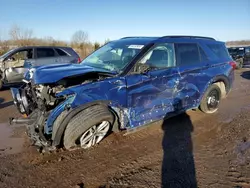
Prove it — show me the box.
[10,36,235,150]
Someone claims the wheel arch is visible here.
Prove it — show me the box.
[52,100,123,147]
[211,75,231,98]
[201,75,230,101]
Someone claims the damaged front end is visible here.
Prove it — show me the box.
[10,65,114,151]
[10,82,72,150]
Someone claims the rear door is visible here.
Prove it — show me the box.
[174,43,204,110]
[33,47,59,67]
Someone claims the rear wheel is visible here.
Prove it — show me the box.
[200,84,221,114]
[63,105,114,150]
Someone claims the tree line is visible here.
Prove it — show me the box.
[0,25,110,58]
[1,25,249,58]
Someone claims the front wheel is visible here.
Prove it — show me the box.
[63,105,114,150]
[199,84,221,114]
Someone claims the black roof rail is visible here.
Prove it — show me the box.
[120,36,157,39]
[160,35,215,40]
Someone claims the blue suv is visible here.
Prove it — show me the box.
[10,36,235,151]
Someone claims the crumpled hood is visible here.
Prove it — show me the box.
[30,63,116,84]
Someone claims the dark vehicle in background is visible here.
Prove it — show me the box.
[10,36,235,152]
[0,46,80,89]
[227,46,250,68]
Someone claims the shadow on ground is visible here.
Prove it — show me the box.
[161,113,197,188]
[241,70,250,80]
[0,98,13,109]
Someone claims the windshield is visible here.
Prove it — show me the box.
[81,41,147,72]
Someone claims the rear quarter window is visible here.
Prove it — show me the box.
[64,48,80,57]
[55,48,68,56]
[207,44,230,59]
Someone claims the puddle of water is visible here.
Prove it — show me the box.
[0,123,24,155]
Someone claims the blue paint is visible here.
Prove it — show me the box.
[13,36,235,138]
[32,63,116,84]
[45,95,75,134]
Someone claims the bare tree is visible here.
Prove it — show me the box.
[9,25,33,46]
[71,30,89,47]
[104,38,110,44]
[71,30,89,58]
[94,42,100,50]
[0,30,2,42]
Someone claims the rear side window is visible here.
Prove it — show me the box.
[207,44,229,59]
[55,48,68,56]
[37,48,56,58]
[199,46,209,61]
[175,43,200,66]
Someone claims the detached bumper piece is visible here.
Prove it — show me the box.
[11,87,29,114]
[10,111,56,152]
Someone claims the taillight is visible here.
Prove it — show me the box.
[77,57,81,63]
[229,61,237,70]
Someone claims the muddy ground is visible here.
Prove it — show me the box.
[1,69,250,188]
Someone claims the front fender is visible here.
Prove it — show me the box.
[45,95,76,134]
[51,101,111,147]
[46,91,111,135]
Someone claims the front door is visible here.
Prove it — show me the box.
[4,48,34,83]
[126,43,179,128]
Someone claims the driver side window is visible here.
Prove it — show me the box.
[137,43,175,69]
[5,49,33,68]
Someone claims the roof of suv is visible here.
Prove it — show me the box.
[12,46,72,50]
[7,46,79,57]
[118,35,222,44]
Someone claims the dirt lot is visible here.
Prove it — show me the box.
[1,70,250,188]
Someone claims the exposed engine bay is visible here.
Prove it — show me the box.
[18,72,111,115]
[10,72,112,151]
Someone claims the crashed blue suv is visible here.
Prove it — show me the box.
[10,36,235,151]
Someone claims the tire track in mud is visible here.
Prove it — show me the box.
[103,110,250,188]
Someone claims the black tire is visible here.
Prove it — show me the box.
[63,105,114,150]
[52,111,69,141]
[199,84,221,114]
